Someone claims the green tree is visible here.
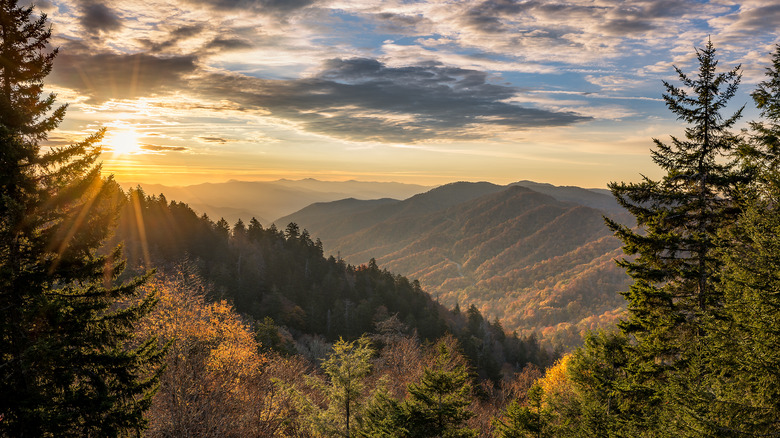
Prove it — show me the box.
[747,44,780,168]
[309,336,374,437]
[566,331,634,438]
[605,40,744,432]
[356,385,407,438]
[402,340,477,438]
[493,387,546,438]
[698,44,780,436]
[707,177,780,435]
[0,1,164,435]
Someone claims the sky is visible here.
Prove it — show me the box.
[31,0,780,188]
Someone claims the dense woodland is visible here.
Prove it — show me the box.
[3,0,780,436]
[112,189,555,381]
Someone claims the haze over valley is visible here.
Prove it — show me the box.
[119,179,431,225]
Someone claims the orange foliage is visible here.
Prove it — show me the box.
[135,267,277,437]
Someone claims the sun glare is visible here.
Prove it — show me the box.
[106,129,142,156]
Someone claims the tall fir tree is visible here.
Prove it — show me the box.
[700,44,780,436]
[493,385,548,438]
[0,1,164,436]
[605,40,745,433]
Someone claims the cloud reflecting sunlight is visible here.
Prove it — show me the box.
[39,0,780,188]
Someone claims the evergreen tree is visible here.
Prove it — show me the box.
[0,1,164,435]
[308,337,374,437]
[748,44,780,166]
[605,40,744,432]
[401,340,477,438]
[493,387,544,438]
[700,44,780,436]
[708,175,780,435]
[356,386,407,438]
[565,331,634,437]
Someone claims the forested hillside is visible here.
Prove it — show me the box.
[279,182,632,348]
[111,188,555,381]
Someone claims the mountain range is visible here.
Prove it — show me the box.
[117,179,431,225]
[278,181,631,348]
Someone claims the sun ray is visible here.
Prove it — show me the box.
[130,189,152,268]
[48,177,104,274]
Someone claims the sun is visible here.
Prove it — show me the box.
[106,128,142,156]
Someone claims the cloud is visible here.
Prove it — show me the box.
[199,136,230,143]
[138,25,206,53]
[50,45,197,102]
[373,12,433,35]
[459,0,699,36]
[79,1,122,34]
[711,3,780,33]
[195,57,589,143]
[140,144,189,152]
[206,37,253,51]
[179,0,317,14]
[597,19,656,36]
[25,0,57,13]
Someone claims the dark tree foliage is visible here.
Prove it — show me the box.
[604,40,745,431]
[0,1,164,436]
[0,0,64,137]
[357,386,407,437]
[493,386,547,438]
[402,341,477,438]
[357,339,478,438]
[748,44,780,165]
[698,44,780,436]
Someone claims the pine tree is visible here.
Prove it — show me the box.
[605,40,744,432]
[0,1,164,435]
[401,340,477,438]
[700,44,780,436]
[493,389,546,438]
[308,336,374,437]
[749,44,780,164]
[702,190,780,434]
[356,385,407,438]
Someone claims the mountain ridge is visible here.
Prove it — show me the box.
[118,179,431,225]
[278,181,630,348]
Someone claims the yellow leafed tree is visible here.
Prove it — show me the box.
[134,266,285,437]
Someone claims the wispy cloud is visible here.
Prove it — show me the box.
[140,144,190,152]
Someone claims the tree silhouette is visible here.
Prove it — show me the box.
[0,1,164,435]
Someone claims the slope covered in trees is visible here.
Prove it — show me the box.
[111,188,555,381]
[6,2,780,434]
[279,182,632,348]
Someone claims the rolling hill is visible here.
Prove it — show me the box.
[278,181,631,348]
